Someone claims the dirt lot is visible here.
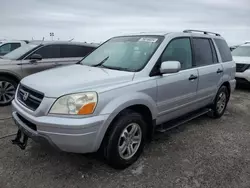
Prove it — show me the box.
[0,86,250,188]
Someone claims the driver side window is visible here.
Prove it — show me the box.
[29,45,60,59]
[161,38,193,70]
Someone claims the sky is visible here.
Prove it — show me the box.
[0,0,250,45]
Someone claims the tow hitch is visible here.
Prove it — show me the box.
[12,129,29,150]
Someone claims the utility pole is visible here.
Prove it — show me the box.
[50,32,54,41]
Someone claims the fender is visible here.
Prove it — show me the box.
[0,70,22,81]
[92,92,158,151]
[99,92,157,119]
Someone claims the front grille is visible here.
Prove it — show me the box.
[17,85,44,111]
[236,63,250,72]
[17,113,37,131]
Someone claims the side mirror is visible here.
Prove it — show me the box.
[29,54,42,62]
[160,61,181,74]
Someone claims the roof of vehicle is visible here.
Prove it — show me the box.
[28,41,99,47]
[0,40,28,44]
[119,29,224,39]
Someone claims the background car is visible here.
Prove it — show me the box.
[232,42,250,84]
[0,41,98,106]
[0,40,28,56]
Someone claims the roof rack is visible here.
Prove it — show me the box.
[183,29,220,36]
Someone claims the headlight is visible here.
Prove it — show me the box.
[49,92,97,115]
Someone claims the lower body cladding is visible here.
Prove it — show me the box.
[12,100,110,153]
[236,70,250,83]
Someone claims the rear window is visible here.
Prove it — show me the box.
[10,43,21,51]
[214,39,232,62]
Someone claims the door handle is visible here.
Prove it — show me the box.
[189,74,198,81]
[217,69,223,74]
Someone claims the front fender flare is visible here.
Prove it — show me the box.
[93,92,157,151]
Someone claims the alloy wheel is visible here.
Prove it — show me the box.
[216,92,227,114]
[0,81,16,105]
[118,123,142,160]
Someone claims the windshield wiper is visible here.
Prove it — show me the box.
[99,65,134,72]
[93,56,109,67]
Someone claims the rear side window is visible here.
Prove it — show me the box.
[0,43,11,55]
[214,39,232,62]
[192,38,213,67]
[33,45,60,59]
[60,45,95,58]
[10,43,21,51]
[161,38,193,70]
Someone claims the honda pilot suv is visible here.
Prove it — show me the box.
[12,30,236,169]
[0,42,97,106]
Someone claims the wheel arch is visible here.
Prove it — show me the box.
[0,71,21,84]
[95,96,157,152]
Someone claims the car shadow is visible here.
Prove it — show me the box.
[236,82,250,91]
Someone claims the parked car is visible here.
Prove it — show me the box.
[12,30,235,169]
[0,40,28,56]
[0,41,97,106]
[232,42,250,84]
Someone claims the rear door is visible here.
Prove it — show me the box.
[21,45,60,77]
[214,38,235,83]
[155,37,199,124]
[192,37,223,106]
[56,45,96,67]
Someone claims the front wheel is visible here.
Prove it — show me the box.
[209,86,229,118]
[103,110,147,169]
[0,77,18,106]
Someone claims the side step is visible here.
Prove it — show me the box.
[156,108,211,133]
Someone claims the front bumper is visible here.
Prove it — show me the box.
[235,70,250,82]
[12,99,109,153]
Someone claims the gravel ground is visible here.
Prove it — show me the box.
[0,86,250,188]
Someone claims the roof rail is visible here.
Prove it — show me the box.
[244,41,250,44]
[183,29,221,36]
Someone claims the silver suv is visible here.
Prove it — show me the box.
[12,30,236,169]
[0,42,97,106]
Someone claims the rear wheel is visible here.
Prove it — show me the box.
[0,77,18,106]
[103,110,147,169]
[209,86,229,118]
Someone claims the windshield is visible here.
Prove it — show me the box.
[232,46,250,57]
[80,36,164,72]
[3,44,38,60]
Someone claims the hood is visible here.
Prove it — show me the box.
[21,65,135,97]
[233,56,250,64]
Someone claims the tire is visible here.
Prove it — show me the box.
[209,86,229,119]
[103,110,147,169]
[0,76,18,106]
